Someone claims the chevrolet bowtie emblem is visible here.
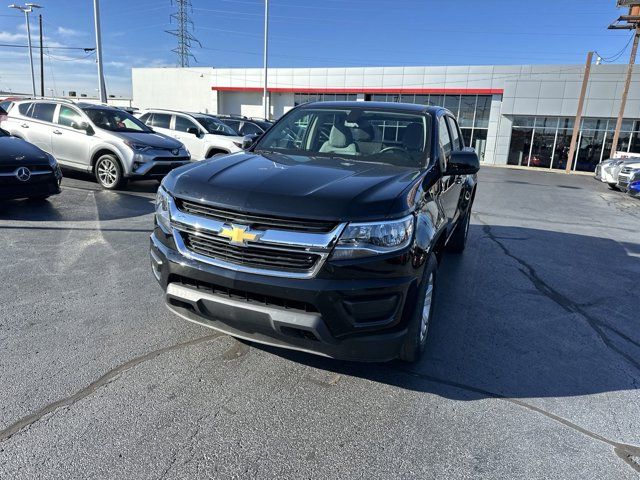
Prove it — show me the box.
[219,225,260,245]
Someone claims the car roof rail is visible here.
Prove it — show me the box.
[217,113,247,120]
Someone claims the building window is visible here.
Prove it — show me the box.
[508,116,640,172]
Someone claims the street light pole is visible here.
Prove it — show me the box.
[93,0,107,103]
[8,3,41,97]
[262,0,269,120]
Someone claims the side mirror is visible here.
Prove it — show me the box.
[242,134,258,150]
[187,127,200,136]
[445,148,480,175]
[71,121,91,132]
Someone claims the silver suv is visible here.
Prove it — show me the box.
[0,99,190,189]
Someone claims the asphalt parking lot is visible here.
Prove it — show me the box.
[0,166,639,479]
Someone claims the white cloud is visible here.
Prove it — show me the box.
[0,31,27,42]
[57,26,84,37]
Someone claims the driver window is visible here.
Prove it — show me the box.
[438,116,453,166]
[446,116,462,151]
[58,106,82,128]
[175,116,198,133]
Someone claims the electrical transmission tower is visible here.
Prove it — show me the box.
[166,0,201,67]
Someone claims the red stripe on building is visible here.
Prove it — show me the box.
[211,86,503,95]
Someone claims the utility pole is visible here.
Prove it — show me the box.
[93,0,107,102]
[263,0,269,119]
[39,13,43,97]
[8,3,41,97]
[566,51,594,173]
[166,0,201,68]
[608,1,640,155]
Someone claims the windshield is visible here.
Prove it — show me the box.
[195,115,238,136]
[82,108,152,133]
[255,107,431,168]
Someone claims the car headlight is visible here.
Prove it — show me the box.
[124,140,151,152]
[155,186,172,234]
[330,215,414,260]
[46,153,58,167]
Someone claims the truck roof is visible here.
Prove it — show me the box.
[299,101,445,115]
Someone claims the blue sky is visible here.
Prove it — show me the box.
[0,0,633,97]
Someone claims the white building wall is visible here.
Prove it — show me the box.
[132,64,640,166]
[131,67,215,113]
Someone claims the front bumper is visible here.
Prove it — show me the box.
[126,148,191,178]
[150,231,420,362]
[0,169,61,200]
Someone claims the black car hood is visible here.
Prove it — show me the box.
[0,136,49,165]
[165,152,424,221]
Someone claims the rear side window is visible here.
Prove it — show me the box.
[18,102,33,116]
[138,113,151,124]
[150,113,171,129]
[446,116,463,151]
[31,103,57,123]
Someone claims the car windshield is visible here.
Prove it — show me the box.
[195,116,238,136]
[255,106,431,168]
[82,108,152,133]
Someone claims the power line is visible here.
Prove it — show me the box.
[595,33,635,63]
[0,42,95,51]
[166,0,201,67]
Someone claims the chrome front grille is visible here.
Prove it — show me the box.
[176,198,336,233]
[180,226,320,273]
[168,196,345,279]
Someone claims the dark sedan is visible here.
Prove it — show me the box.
[0,128,62,201]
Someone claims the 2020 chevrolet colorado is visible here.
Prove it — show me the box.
[150,102,479,362]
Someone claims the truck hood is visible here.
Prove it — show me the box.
[164,152,424,221]
[0,135,49,165]
[113,131,183,149]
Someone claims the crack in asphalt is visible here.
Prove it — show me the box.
[473,213,640,373]
[0,334,221,444]
[394,367,640,474]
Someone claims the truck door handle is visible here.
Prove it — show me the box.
[20,123,29,128]
[53,130,62,135]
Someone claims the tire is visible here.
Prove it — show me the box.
[27,195,49,202]
[399,254,438,363]
[95,154,125,190]
[206,150,227,159]
[608,183,619,191]
[446,207,471,254]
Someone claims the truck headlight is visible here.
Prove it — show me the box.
[155,186,172,234]
[330,215,414,260]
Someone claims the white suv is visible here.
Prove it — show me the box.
[0,99,190,189]
[137,110,245,160]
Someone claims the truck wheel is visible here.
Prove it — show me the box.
[95,154,125,190]
[446,208,471,254]
[608,183,619,191]
[399,254,438,363]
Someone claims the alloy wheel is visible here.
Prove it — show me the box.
[419,273,434,343]
[97,158,118,188]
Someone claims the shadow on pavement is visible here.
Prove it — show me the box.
[246,224,640,401]
[0,182,155,223]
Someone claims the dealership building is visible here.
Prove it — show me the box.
[132,64,640,172]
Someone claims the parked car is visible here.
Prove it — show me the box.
[1,99,190,189]
[595,158,640,189]
[216,114,274,137]
[627,169,640,198]
[150,102,479,362]
[0,126,62,201]
[137,109,244,160]
[617,165,638,192]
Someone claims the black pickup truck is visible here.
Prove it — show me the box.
[150,102,478,362]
